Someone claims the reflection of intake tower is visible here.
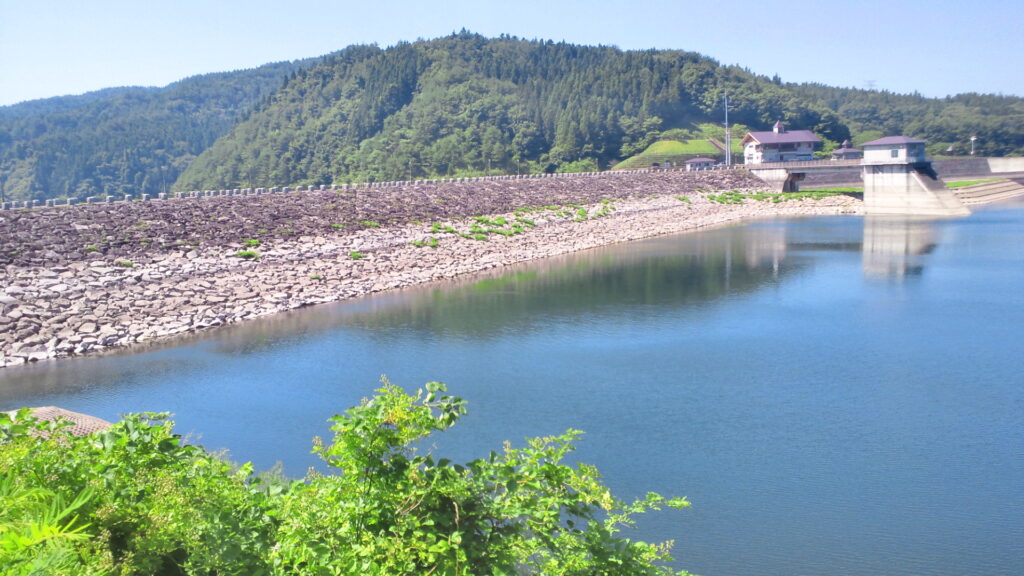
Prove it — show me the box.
[861,137,970,217]
[743,225,787,274]
[862,216,937,279]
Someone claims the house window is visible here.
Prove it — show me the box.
[891,149,900,158]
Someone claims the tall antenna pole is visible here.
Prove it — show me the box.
[724,91,731,167]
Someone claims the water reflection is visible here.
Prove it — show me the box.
[862,216,938,279]
[0,223,801,404]
[209,223,798,350]
[0,216,949,404]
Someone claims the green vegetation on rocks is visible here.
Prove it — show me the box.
[0,381,692,575]
[409,236,440,248]
[708,190,845,204]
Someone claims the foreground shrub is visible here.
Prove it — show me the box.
[0,410,277,575]
[0,380,691,575]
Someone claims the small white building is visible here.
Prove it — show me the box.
[685,157,716,171]
[831,139,863,160]
[741,121,820,164]
[861,136,928,164]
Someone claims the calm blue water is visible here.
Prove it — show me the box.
[2,203,1023,576]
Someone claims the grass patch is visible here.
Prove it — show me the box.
[433,200,614,242]
[675,140,721,155]
[434,217,528,241]
[84,245,99,252]
[708,190,846,204]
[242,238,261,247]
[803,187,863,194]
[331,223,346,230]
[675,196,691,203]
[615,139,719,170]
[592,198,617,218]
[361,220,381,228]
[515,199,616,222]
[431,222,458,234]
[410,237,440,248]
[946,179,1003,188]
[235,250,260,259]
[349,251,364,260]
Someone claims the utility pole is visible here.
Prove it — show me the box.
[970,135,977,156]
[724,91,731,167]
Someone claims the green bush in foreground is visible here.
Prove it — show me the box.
[0,380,691,576]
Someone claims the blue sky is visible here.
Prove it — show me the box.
[1,0,1022,107]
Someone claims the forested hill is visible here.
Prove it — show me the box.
[4,33,1022,200]
[0,58,318,202]
[788,84,1024,158]
[176,33,853,189]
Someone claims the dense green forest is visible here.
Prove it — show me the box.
[0,59,317,202]
[177,33,852,188]
[788,83,1024,156]
[2,32,1022,201]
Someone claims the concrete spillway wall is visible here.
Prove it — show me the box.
[986,157,1024,173]
[953,178,1024,206]
[862,163,969,217]
[800,156,1024,188]
[923,157,1024,178]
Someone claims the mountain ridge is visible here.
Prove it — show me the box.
[2,32,1021,201]
[0,58,323,202]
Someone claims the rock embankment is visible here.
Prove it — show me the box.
[0,170,861,367]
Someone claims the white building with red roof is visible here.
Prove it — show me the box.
[741,121,821,164]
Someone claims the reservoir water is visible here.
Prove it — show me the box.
[2,203,1023,576]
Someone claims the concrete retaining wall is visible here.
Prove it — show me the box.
[863,165,969,217]
[987,157,1024,173]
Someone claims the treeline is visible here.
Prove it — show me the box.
[3,33,1022,201]
[789,83,1024,156]
[177,32,851,188]
[0,59,316,202]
